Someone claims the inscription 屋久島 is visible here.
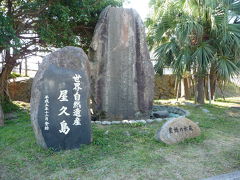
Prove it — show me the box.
[31,47,92,151]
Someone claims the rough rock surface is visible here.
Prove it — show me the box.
[152,105,188,116]
[31,46,92,150]
[156,117,201,144]
[153,110,169,118]
[154,75,176,99]
[8,77,33,102]
[0,105,4,126]
[89,6,154,120]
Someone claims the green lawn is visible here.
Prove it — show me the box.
[0,99,240,180]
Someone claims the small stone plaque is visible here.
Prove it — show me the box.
[31,47,92,151]
[156,117,201,144]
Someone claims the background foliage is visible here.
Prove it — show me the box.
[146,0,240,103]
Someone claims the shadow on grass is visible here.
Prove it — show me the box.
[1,101,20,114]
[0,106,169,177]
[215,98,240,105]
[1,99,240,179]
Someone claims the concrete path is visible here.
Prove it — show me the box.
[202,171,240,180]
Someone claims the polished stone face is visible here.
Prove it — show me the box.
[37,64,91,151]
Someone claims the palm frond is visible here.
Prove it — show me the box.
[147,0,240,81]
[236,60,240,68]
[229,0,240,14]
[154,39,178,59]
[192,43,215,73]
[217,56,240,80]
[154,40,179,74]
[172,47,192,75]
[175,19,203,46]
[217,24,240,57]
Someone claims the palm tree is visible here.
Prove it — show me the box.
[147,0,240,104]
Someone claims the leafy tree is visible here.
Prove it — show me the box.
[147,0,240,104]
[0,0,123,103]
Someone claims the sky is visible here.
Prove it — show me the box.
[123,0,151,20]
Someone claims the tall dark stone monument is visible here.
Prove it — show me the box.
[31,46,92,151]
[89,7,154,120]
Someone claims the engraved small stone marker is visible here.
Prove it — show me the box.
[156,117,201,144]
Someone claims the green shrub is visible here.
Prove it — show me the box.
[1,101,20,113]
[8,72,22,79]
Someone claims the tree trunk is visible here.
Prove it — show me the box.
[0,51,16,103]
[0,104,4,126]
[208,74,211,104]
[180,78,185,98]
[0,0,15,103]
[25,58,28,76]
[218,82,226,100]
[180,77,191,100]
[176,80,180,101]
[196,75,205,104]
[183,77,191,100]
[191,76,196,102]
[210,67,217,101]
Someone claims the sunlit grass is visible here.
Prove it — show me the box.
[0,99,240,179]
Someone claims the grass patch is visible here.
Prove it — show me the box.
[1,99,240,179]
[1,101,20,113]
[8,72,22,79]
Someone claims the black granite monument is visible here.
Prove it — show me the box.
[31,47,92,151]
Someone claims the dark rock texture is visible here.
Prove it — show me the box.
[89,6,154,120]
[153,110,169,118]
[152,105,188,116]
[31,46,92,151]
